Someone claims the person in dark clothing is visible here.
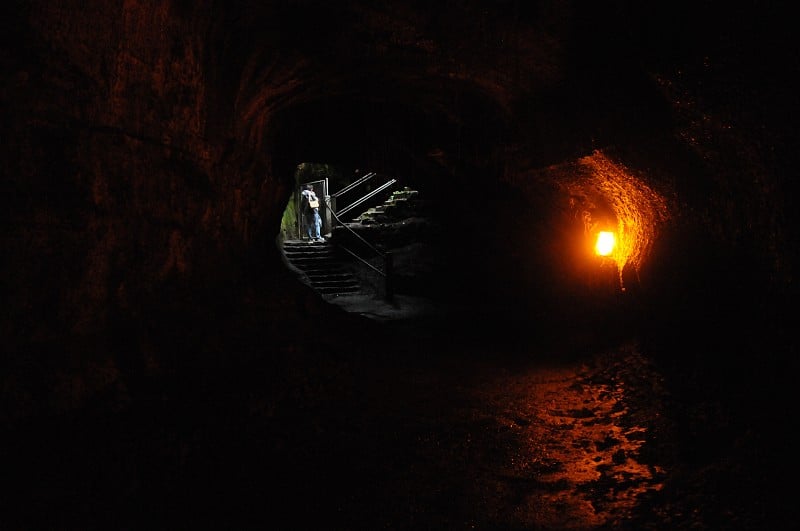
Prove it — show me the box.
[301,184,323,241]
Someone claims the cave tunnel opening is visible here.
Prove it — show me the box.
[264,90,542,324]
[259,86,673,342]
[265,152,680,377]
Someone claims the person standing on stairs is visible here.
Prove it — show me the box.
[301,183,324,242]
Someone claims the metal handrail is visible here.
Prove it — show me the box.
[336,179,397,218]
[327,200,385,260]
[326,197,393,301]
[331,172,376,198]
[338,244,385,276]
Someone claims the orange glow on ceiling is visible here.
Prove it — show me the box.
[578,151,669,281]
[550,150,670,289]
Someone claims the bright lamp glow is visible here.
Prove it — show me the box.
[595,231,615,256]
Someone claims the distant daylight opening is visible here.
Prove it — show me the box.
[278,162,448,320]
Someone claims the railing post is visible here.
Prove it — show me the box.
[384,251,393,302]
[323,194,332,234]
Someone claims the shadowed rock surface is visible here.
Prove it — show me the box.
[1,1,798,529]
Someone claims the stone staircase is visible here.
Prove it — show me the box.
[350,187,423,224]
[282,239,361,296]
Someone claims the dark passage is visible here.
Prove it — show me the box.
[2,1,798,530]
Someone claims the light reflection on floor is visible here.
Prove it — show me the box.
[465,341,666,529]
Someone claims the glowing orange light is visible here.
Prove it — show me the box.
[595,231,615,256]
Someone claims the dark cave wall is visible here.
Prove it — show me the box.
[2,1,286,349]
[1,1,797,416]
[0,0,574,352]
[0,0,308,415]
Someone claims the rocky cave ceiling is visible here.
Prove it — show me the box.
[2,0,796,397]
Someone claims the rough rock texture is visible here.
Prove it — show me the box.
[1,1,798,529]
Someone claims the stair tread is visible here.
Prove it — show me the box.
[291,260,338,266]
[283,240,361,296]
[316,287,360,294]
[312,280,360,286]
[284,250,334,257]
[290,258,339,263]
[284,249,333,255]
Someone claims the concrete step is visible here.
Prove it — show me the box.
[283,240,329,248]
[285,256,335,265]
[282,239,361,297]
[306,271,353,280]
[315,285,361,294]
[283,248,333,256]
[311,281,359,292]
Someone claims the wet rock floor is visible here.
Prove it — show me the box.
[2,312,795,530]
